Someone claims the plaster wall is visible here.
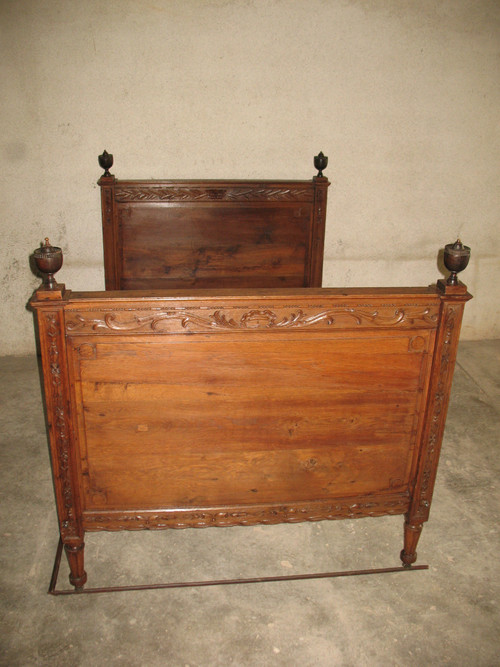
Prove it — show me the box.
[1,0,499,355]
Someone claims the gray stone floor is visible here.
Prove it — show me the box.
[1,340,499,666]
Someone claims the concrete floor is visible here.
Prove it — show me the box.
[1,340,499,666]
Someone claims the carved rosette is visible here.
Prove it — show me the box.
[43,312,78,539]
[114,185,314,203]
[84,494,410,530]
[65,304,440,335]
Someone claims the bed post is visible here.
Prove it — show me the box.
[31,241,87,590]
[401,241,472,567]
[310,152,330,287]
[98,150,119,290]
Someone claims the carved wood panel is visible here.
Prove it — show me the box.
[114,185,315,202]
[65,303,440,335]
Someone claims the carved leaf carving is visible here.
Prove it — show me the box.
[84,495,409,530]
[45,313,77,537]
[66,305,439,335]
[415,305,457,519]
[114,186,314,202]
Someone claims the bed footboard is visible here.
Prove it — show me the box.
[31,254,471,590]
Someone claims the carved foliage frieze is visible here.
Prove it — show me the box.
[84,495,410,530]
[66,304,440,335]
[114,186,314,203]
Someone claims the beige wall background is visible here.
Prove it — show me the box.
[1,0,499,355]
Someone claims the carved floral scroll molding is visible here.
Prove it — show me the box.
[66,305,439,335]
[114,186,314,203]
[102,187,113,221]
[314,187,326,224]
[414,304,457,520]
[45,313,77,538]
[84,495,409,530]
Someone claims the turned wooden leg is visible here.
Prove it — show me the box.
[64,541,87,590]
[400,519,424,567]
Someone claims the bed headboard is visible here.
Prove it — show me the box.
[98,152,330,290]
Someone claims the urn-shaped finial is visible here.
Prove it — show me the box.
[33,238,63,289]
[98,150,114,176]
[443,239,470,285]
[314,152,328,178]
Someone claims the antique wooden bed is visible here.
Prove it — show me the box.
[30,154,471,593]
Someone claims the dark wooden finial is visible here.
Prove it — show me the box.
[98,150,113,176]
[443,239,470,285]
[33,238,63,290]
[314,152,328,178]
